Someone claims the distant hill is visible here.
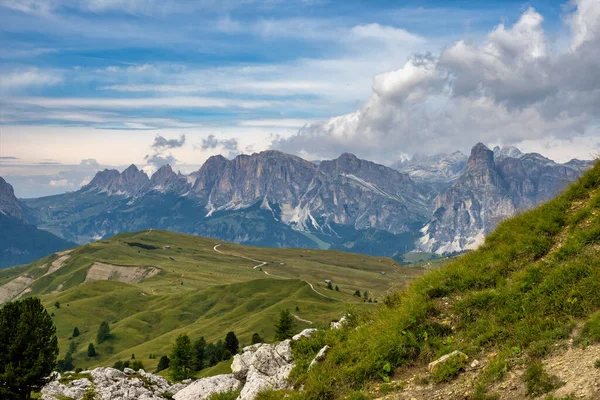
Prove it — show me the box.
[0,230,425,372]
[0,177,75,269]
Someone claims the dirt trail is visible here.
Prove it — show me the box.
[212,243,337,300]
[293,314,313,324]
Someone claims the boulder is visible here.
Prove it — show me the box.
[428,350,469,373]
[308,345,330,370]
[292,328,317,341]
[173,374,242,400]
[330,315,349,330]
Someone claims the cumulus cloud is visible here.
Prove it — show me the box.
[199,134,240,158]
[80,158,100,168]
[272,0,600,163]
[151,134,186,150]
[144,134,185,169]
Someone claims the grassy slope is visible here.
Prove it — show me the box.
[0,230,424,373]
[272,160,600,399]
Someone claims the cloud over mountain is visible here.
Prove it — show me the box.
[272,0,600,163]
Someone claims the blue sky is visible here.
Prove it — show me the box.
[1,0,599,197]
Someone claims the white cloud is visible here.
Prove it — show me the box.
[10,96,281,109]
[272,1,600,163]
[49,178,69,187]
[0,68,61,90]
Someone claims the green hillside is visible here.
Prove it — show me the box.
[267,161,600,399]
[0,230,425,373]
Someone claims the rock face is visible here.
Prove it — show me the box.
[173,374,242,400]
[232,340,294,400]
[418,144,591,254]
[0,176,23,219]
[41,368,185,400]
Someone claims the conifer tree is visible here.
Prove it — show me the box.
[191,337,206,371]
[87,343,96,357]
[170,334,193,380]
[224,331,239,355]
[274,309,296,341]
[96,321,111,343]
[0,297,59,399]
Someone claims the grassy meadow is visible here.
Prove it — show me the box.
[0,229,425,374]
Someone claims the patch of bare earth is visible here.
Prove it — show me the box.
[84,262,160,284]
[0,276,34,304]
[43,250,72,276]
[376,341,600,400]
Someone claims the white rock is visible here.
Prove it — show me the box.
[428,350,468,373]
[308,345,330,370]
[292,328,317,341]
[330,315,349,330]
[173,374,242,400]
[123,367,136,375]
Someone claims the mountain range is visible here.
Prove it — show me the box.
[0,143,592,268]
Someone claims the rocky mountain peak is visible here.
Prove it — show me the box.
[467,143,495,169]
[0,177,23,220]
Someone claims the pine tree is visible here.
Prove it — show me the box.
[327,281,333,290]
[224,331,239,355]
[251,333,264,344]
[68,341,77,354]
[54,301,60,309]
[274,309,296,341]
[87,343,96,357]
[354,290,361,297]
[191,337,206,371]
[156,355,170,373]
[72,327,80,338]
[363,290,369,301]
[335,285,340,292]
[170,334,193,380]
[96,321,111,344]
[0,297,59,399]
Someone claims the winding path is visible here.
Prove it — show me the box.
[212,243,337,301]
[293,314,313,324]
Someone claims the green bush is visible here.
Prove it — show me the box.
[430,352,468,383]
[580,311,600,343]
[207,390,241,400]
[524,361,563,397]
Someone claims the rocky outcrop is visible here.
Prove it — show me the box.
[175,328,318,400]
[232,340,294,400]
[0,176,23,219]
[173,374,242,400]
[41,368,185,400]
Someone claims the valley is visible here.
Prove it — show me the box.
[0,229,425,373]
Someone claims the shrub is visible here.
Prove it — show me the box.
[524,361,563,397]
[430,352,468,383]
